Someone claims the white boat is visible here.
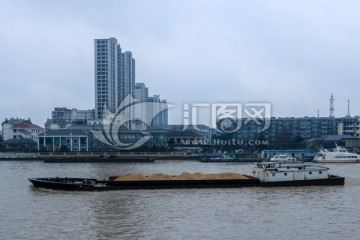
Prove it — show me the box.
[270,154,297,162]
[252,161,344,186]
[314,144,360,163]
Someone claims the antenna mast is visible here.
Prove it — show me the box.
[346,99,350,117]
[329,93,335,118]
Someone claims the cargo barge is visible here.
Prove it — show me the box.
[28,175,260,191]
[28,161,345,191]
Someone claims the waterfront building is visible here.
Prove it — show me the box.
[261,149,308,160]
[235,116,358,147]
[38,129,89,152]
[148,124,212,146]
[59,124,211,151]
[337,116,360,137]
[67,124,169,151]
[1,118,44,141]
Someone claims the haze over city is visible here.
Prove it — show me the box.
[1,0,360,126]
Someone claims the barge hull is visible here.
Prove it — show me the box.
[28,178,98,191]
[28,175,345,191]
[29,177,260,191]
[260,175,345,187]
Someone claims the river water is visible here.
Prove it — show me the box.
[0,160,359,240]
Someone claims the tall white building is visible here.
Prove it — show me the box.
[94,37,168,129]
[147,95,168,126]
[94,38,135,120]
[94,38,119,119]
[119,51,136,104]
[133,83,149,129]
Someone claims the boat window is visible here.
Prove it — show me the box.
[272,173,275,176]
[309,172,312,174]
[284,173,287,176]
[319,171,322,174]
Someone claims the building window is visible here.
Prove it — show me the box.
[309,172,312,174]
[319,171,322,174]
[284,173,287,176]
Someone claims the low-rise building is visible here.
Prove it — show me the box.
[338,116,360,137]
[38,129,89,152]
[51,107,95,124]
[1,118,44,141]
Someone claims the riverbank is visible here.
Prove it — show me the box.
[0,152,264,163]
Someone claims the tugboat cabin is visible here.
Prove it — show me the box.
[253,162,330,182]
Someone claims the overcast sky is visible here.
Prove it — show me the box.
[1,0,360,127]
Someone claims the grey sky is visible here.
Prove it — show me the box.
[1,0,359,127]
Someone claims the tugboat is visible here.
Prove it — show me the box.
[252,161,344,187]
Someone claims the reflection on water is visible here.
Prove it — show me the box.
[0,161,359,239]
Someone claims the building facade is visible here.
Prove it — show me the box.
[338,116,360,137]
[38,129,89,152]
[95,38,119,119]
[51,107,95,124]
[2,118,44,141]
[234,116,359,147]
[133,83,149,129]
[94,38,135,120]
[147,95,168,126]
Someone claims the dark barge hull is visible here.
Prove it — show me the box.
[28,178,100,191]
[28,177,260,191]
[260,175,345,187]
[28,175,344,191]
